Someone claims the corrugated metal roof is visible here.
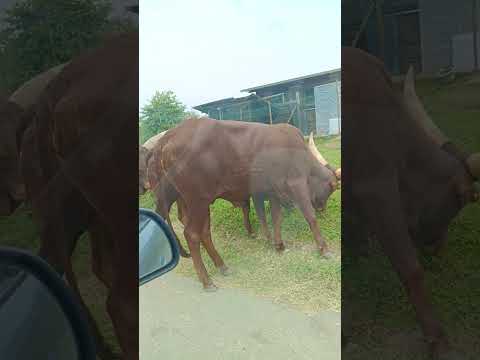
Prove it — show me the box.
[241,68,341,92]
[194,94,256,110]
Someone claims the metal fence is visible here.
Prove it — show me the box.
[206,80,341,137]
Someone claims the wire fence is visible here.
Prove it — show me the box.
[205,81,341,137]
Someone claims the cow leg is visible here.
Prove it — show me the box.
[253,195,272,241]
[176,197,186,225]
[270,197,285,252]
[183,205,216,290]
[35,182,118,360]
[39,222,119,360]
[354,178,449,358]
[153,180,190,258]
[106,224,138,360]
[170,197,191,258]
[201,207,230,276]
[89,220,114,289]
[287,178,331,257]
[240,199,254,237]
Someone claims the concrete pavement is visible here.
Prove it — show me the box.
[140,271,340,360]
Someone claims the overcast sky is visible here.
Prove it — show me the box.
[139,0,340,110]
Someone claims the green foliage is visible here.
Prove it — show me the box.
[0,0,136,93]
[139,90,187,144]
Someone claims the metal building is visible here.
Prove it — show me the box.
[194,69,341,136]
[342,0,479,74]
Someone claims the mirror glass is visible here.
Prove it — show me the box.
[139,212,174,280]
[0,264,79,359]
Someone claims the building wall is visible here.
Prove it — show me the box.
[342,0,420,75]
[419,0,474,73]
[254,72,340,134]
[196,71,341,135]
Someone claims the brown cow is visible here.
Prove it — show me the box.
[342,47,479,358]
[146,128,340,253]
[24,30,138,359]
[141,130,256,241]
[151,117,338,290]
[0,63,66,215]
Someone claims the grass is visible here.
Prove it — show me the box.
[0,206,120,354]
[344,74,480,358]
[139,135,342,313]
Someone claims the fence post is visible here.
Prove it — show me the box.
[335,79,341,134]
[474,0,479,71]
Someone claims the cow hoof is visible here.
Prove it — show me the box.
[204,283,218,292]
[219,265,232,276]
[321,250,334,259]
[275,243,285,252]
[180,251,191,258]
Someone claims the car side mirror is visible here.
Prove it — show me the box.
[0,247,96,360]
[139,208,180,286]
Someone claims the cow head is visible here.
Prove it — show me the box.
[0,100,27,215]
[139,145,150,195]
[403,67,480,249]
[307,133,341,211]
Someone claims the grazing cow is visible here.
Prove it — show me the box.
[342,47,479,358]
[146,128,340,253]
[151,117,339,290]
[24,31,138,359]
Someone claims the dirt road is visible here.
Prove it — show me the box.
[140,271,340,360]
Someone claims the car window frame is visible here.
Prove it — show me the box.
[139,208,180,286]
[0,247,96,360]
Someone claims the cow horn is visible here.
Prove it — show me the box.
[308,132,328,166]
[335,168,341,179]
[466,153,480,179]
[403,66,449,147]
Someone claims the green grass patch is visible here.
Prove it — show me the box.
[140,135,341,313]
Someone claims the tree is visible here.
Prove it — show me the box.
[140,90,187,143]
[0,0,135,93]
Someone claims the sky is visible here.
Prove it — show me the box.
[139,0,341,111]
